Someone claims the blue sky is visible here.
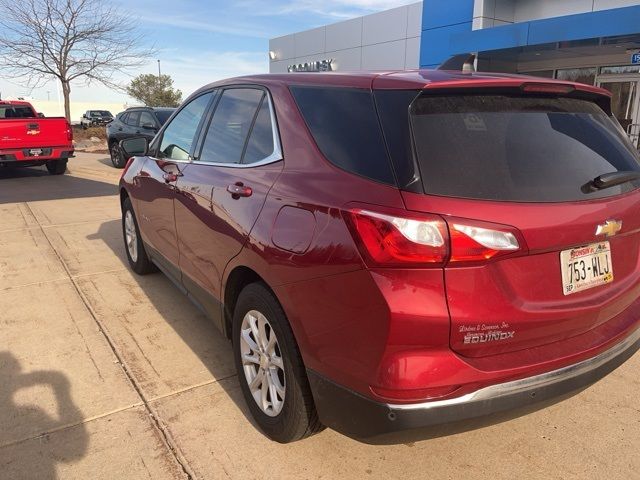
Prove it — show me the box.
[0,0,416,104]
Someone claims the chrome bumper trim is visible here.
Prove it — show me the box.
[389,327,640,411]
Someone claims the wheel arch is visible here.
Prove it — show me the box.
[223,266,279,340]
[224,266,263,339]
[119,187,130,210]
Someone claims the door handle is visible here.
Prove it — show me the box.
[163,172,182,183]
[227,182,252,198]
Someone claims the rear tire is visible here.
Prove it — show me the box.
[122,197,157,275]
[46,159,67,175]
[232,283,323,443]
[110,142,126,168]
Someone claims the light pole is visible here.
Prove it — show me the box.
[157,59,161,77]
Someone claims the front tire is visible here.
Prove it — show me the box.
[110,142,126,168]
[233,283,322,443]
[46,159,67,175]
[122,197,157,275]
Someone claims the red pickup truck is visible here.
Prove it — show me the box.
[0,100,74,175]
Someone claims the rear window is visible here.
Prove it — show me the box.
[290,86,395,185]
[0,105,35,118]
[409,95,640,202]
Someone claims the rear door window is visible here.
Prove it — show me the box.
[198,88,264,164]
[138,111,156,127]
[409,95,640,202]
[126,111,140,126]
[291,86,395,185]
[243,97,276,164]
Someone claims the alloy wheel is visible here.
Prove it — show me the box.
[124,210,138,263]
[110,144,121,166]
[240,310,286,417]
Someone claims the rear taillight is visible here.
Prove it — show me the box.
[344,209,448,267]
[66,121,73,141]
[344,208,525,268]
[449,222,520,263]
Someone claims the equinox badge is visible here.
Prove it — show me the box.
[596,220,622,238]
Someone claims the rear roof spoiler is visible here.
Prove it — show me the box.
[438,54,476,73]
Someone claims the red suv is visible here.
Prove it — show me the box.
[118,71,640,443]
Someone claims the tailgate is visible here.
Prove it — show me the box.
[0,118,70,149]
[398,88,640,358]
[404,191,640,358]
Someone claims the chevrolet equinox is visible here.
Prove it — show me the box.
[118,71,640,443]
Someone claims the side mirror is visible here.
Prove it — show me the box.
[37,112,45,118]
[120,136,149,158]
[141,122,157,131]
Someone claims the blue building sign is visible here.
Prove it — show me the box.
[420,2,640,70]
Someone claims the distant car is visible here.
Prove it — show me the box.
[106,107,175,168]
[0,100,73,175]
[80,110,114,129]
[118,72,640,444]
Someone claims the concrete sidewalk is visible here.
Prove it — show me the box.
[0,154,638,480]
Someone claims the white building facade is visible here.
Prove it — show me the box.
[269,2,422,73]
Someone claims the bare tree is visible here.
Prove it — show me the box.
[0,0,153,120]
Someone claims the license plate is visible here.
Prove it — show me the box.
[29,149,43,157]
[561,242,613,296]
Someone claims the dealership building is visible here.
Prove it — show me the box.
[269,0,640,136]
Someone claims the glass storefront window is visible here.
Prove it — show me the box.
[600,65,640,75]
[556,67,597,86]
[518,70,554,79]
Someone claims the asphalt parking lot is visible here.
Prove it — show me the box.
[0,153,638,480]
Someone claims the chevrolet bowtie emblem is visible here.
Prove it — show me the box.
[596,220,622,237]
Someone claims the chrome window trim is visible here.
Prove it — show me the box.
[153,86,283,168]
[191,86,283,168]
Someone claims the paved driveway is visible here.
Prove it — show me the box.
[0,154,638,480]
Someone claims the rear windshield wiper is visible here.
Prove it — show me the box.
[581,171,640,193]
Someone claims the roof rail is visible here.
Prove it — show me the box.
[438,54,476,73]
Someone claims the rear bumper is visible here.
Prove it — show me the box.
[309,326,640,443]
[0,147,74,164]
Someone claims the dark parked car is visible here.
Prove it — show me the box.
[107,107,175,168]
[80,110,114,129]
[118,71,640,444]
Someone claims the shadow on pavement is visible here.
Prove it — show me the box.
[0,352,88,479]
[97,157,117,168]
[89,219,258,428]
[0,165,116,204]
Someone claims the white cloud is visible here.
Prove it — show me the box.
[139,13,272,39]
[240,0,417,19]
[157,51,268,98]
